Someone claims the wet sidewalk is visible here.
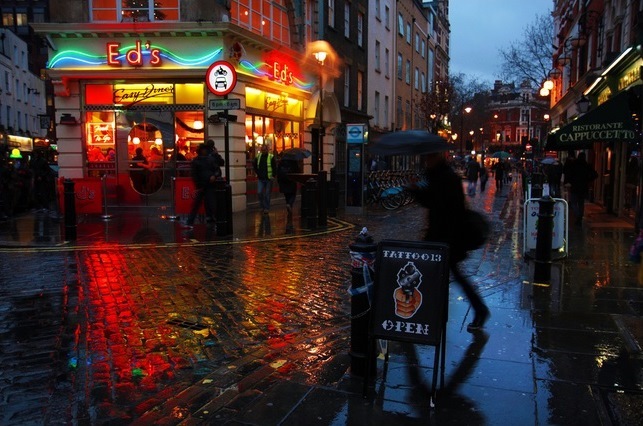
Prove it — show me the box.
[0,182,642,425]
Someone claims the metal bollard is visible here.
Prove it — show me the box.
[534,194,555,282]
[301,178,318,229]
[214,179,233,236]
[348,228,378,377]
[63,179,77,241]
[317,171,328,227]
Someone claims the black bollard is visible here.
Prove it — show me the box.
[63,179,77,241]
[534,195,555,282]
[317,171,328,227]
[348,228,378,377]
[301,178,318,229]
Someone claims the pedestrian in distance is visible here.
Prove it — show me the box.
[564,151,598,226]
[253,143,277,214]
[493,161,504,190]
[479,162,488,192]
[409,152,490,332]
[465,158,480,195]
[182,144,220,229]
[277,155,300,217]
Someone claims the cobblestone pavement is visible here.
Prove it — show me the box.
[0,178,642,425]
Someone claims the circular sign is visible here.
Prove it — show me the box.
[206,61,237,96]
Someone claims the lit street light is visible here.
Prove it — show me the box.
[459,106,472,155]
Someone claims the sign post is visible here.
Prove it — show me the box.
[364,240,451,403]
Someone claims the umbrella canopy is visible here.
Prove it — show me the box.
[491,151,511,159]
[280,147,312,160]
[540,157,559,165]
[369,130,450,156]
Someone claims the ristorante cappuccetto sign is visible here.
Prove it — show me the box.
[545,89,638,150]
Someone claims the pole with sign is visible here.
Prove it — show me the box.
[346,123,366,215]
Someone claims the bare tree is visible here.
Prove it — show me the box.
[418,78,455,134]
[498,13,554,87]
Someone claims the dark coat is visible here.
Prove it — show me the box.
[277,158,299,194]
[414,161,468,263]
[191,154,216,189]
[567,157,597,197]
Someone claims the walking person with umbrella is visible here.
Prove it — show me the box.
[277,148,309,217]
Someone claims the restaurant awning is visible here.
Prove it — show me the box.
[545,89,639,151]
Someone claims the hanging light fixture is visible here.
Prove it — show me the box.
[193,120,204,130]
[155,138,163,145]
[132,137,141,144]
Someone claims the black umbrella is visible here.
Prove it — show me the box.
[369,130,451,156]
[281,147,312,160]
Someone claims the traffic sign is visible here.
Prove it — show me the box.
[206,61,237,96]
[209,98,241,111]
[347,123,366,144]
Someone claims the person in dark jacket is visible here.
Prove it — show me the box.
[277,156,300,216]
[565,151,597,225]
[182,144,219,228]
[411,153,490,331]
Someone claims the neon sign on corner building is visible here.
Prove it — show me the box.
[107,41,161,66]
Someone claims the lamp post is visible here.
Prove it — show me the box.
[459,106,472,155]
[312,49,328,173]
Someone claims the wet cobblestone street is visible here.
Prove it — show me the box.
[1,178,642,425]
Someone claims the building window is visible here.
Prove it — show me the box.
[384,95,389,129]
[91,0,180,22]
[396,97,402,128]
[398,13,404,36]
[385,5,390,29]
[357,71,363,111]
[328,0,335,28]
[421,72,426,93]
[406,23,411,44]
[375,0,380,20]
[374,91,380,126]
[414,68,419,90]
[405,99,411,129]
[16,13,27,26]
[415,33,420,52]
[344,65,350,108]
[344,2,350,38]
[397,53,403,80]
[385,48,390,78]
[357,12,364,47]
[229,1,292,45]
[405,60,411,84]
[2,13,14,26]
[374,41,381,71]
[421,40,426,57]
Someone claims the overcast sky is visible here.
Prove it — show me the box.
[449,0,553,84]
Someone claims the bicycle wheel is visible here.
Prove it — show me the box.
[381,193,402,210]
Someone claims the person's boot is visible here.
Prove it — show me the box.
[467,306,490,332]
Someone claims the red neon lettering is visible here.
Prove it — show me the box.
[126,40,143,66]
[107,43,121,66]
[149,48,161,66]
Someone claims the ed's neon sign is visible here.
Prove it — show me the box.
[271,61,294,85]
[107,40,161,67]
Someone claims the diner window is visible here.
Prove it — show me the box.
[85,111,117,177]
[245,114,301,176]
[90,0,180,22]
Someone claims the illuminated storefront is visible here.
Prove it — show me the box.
[33,23,323,212]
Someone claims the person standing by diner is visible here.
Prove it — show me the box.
[253,143,277,214]
[182,144,218,229]
[277,155,300,217]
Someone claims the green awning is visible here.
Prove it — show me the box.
[545,89,638,151]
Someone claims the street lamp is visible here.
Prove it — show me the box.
[312,49,328,173]
[459,106,472,155]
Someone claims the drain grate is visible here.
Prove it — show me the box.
[167,318,209,330]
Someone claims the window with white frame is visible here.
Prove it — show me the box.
[344,65,350,108]
[405,60,411,84]
[414,68,419,90]
[397,53,403,80]
[91,0,180,22]
[375,41,381,71]
[375,0,380,20]
[406,23,411,44]
[344,2,350,38]
[328,0,335,28]
[398,13,404,36]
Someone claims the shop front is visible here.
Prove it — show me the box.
[34,23,325,213]
[546,50,642,219]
